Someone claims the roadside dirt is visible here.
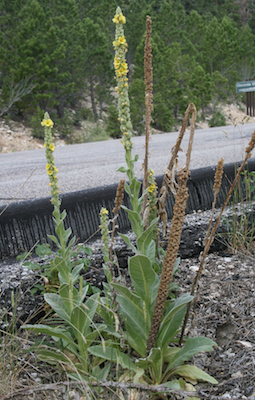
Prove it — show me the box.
[1,102,255,153]
[1,250,254,400]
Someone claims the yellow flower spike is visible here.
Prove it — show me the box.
[113,7,133,151]
[100,207,109,216]
[43,111,61,208]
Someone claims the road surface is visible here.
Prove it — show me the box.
[0,123,255,205]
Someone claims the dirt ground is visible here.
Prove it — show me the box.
[0,102,255,153]
[176,251,255,400]
[1,249,254,400]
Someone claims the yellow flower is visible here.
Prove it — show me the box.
[148,183,156,193]
[41,118,54,128]
[114,57,120,68]
[118,36,126,45]
[47,169,53,176]
[115,86,119,91]
[46,164,50,170]
[100,207,109,215]
[54,166,58,173]
[49,143,55,152]
[112,15,119,24]
[118,13,126,24]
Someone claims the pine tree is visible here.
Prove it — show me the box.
[80,17,113,121]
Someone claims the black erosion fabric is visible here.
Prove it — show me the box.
[1,159,255,259]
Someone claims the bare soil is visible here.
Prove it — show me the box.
[1,249,255,400]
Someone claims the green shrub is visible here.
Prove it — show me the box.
[105,104,121,138]
[209,109,227,127]
[29,107,45,139]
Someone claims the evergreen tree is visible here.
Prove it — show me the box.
[80,17,113,121]
[0,0,84,117]
[188,65,212,110]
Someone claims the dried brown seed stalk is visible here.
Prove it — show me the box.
[147,103,196,353]
[179,130,255,344]
[157,103,196,237]
[142,15,153,215]
[204,157,224,247]
[146,167,190,352]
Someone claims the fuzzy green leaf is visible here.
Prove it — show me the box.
[44,293,70,323]
[88,345,139,372]
[121,206,143,237]
[165,337,218,373]
[137,218,158,254]
[129,254,157,307]
[22,324,76,347]
[118,233,137,254]
[171,365,218,384]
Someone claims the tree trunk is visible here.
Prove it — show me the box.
[56,102,64,118]
[90,76,98,122]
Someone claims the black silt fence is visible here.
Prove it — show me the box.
[0,159,255,259]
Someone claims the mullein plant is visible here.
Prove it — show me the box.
[24,113,103,377]
[113,7,142,216]
[112,7,158,253]
[89,9,218,391]
[42,112,76,280]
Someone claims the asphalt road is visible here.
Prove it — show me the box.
[1,123,255,205]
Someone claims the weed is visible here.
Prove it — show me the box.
[3,6,255,399]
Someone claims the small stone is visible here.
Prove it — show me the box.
[222,393,232,399]
[189,265,199,272]
[231,371,242,379]
[236,340,253,348]
[245,387,254,397]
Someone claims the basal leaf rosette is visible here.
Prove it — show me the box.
[113,7,133,151]
[42,112,60,207]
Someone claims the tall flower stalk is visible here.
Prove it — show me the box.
[113,7,140,212]
[43,113,60,209]
[42,112,74,267]
[142,15,153,215]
